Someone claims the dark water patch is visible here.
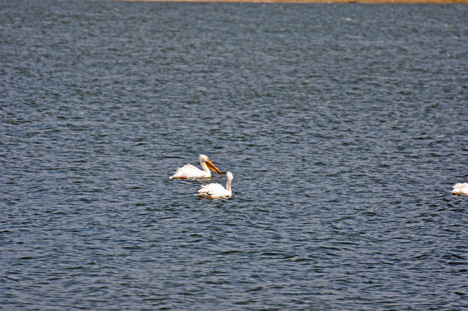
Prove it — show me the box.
[2,1,468,310]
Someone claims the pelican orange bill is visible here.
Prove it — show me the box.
[206,158,222,176]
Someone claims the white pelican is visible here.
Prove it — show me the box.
[197,171,233,199]
[452,183,468,195]
[170,154,222,179]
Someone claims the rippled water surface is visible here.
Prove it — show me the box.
[2,1,468,310]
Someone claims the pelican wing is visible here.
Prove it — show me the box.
[170,154,222,179]
[170,164,205,179]
[452,183,468,195]
[198,183,230,198]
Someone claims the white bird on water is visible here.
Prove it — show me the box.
[170,154,222,179]
[197,171,234,199]
[451,183,468,195]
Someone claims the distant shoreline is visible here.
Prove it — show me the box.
[124,0,467,3]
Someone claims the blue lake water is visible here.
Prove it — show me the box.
[1,1,468,310]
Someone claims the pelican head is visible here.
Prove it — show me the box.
[199,154,222,176]
[226,171,233,182]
